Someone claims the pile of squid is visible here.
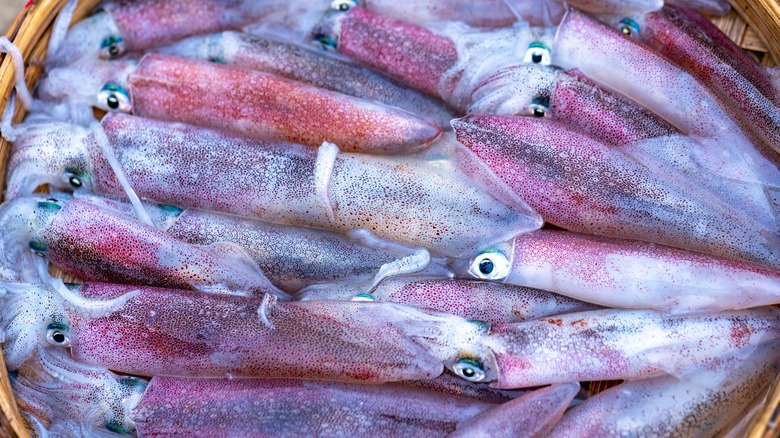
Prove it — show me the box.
[0,0,779,435]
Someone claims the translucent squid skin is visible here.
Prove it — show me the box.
[8,115,540,258]
[548,342,780,437]
[449,382,580,438]
[298,276,600,325]
[363,0,518,28]
[131,377,493,437]
[157,31,457,128]
[127,54,441,153]
[474,308,780,389]
[666,0,731,15]
[397,373,529,404]
[62,283,450,382]
[452,115,780,268]
[10,195,282,297]
[552,9,780,186]
[493,229,780,313]
[638,6,780,154]
[564,0,662,14]
[313,7,458,99]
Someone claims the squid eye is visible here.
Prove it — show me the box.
[330,0,359,11]
[37,200,62,211]
[468,250,510,280]
[99,35,126,59]
[46,323,71,347]
[619,18,640,38]
[453,358,486,382]
[351,293,375,302]
[98,83,132,112]
[313,34,338,51]
[529,95,550,118]
[29,241,47,258]
[523,42,551,65]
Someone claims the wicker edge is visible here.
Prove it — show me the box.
[0,0,780,436]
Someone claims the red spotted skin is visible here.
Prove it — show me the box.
[642,6,780,153]
[132,377,492,437]
[507,229,780,311]
[552,70,678,146]
[68,283,443,382]
[453,115,780,267]
[107,0,275,51]
[130,54,441,153]
[485,308,780,388]
[336,7,459,98]
[39,198,270,295]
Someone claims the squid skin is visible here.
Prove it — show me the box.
[157,31,457,129]
[398,373,529,404]
[465,308,780,389]
[549,341,780,437]
[553,9,780,188]
[363,0,517,28]
[1,195,282,297]
[132,377,493,437]
[8,114,540,258]
[449,382,580,438]
[637,6,780,154]
[452,115,780,268]
[465,229,780,314]
[298,276,599,325]
[666,0,731,15]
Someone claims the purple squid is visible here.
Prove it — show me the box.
[298,275,600,324]
[457,229,780,314]
[0,194,284,297]
[7,114,541,258]
[0,281,479,382]
[156,31,456,128]
[452,115,780,268]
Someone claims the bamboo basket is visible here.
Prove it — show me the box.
[0,0,779,436]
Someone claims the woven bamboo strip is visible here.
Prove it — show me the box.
[729,0,780,63]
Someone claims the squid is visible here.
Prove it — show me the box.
[0,281,485,382]
[7,114,541,258]
[0,194,284,297]
[549,341,780,436]
[310,4,555,110]
[452,115,780,268]
[457,229,780,314]
[39,53,441,153]
[438,307,780,389]
[156,31,456,128]
[298,275,599,324]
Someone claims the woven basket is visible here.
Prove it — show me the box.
[1,0,779,436]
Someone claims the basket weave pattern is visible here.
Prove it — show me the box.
[0,0,779,437]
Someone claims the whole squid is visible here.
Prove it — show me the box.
[156,31,456,128]
[7,114,540,258]
[549,341,780,436]
[0,194,284,297]
[298,275,599,324]
[0,281,478,382]
[40,53,442,153]
[311,4,555,110]
[457,229,780,314]
[452,115,780,268]
[438,307,780,389]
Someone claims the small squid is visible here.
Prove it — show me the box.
[7,114,541,258]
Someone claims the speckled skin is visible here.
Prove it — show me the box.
[6,115,536,257]
[68,283,445,382]
[549,341,780,437]
[300,276,599,325]
[105,0,283,52]
[553,9,780,189]
[130,54,441,153]
[504,229,780,313]
[158,32,457,128]
[567,0,662,13]
[398,373,528,404]
[449,382,579,438]
[324,7,459,98]
[452,116,780,268]
[478,308,780,388]
[640,6,780,154]
[132,377,493,437]
[34,197,279,296]
[666,0,731,15]
[365,0,517,27]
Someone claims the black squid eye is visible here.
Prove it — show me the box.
[69,176,83,187]
[97,83,132,112]
[453,358,486,382]
[468,250,510,281]
[46,323,71,347]
[100,36,126,59]
[619,18,640,38]
[523,42,551,65]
